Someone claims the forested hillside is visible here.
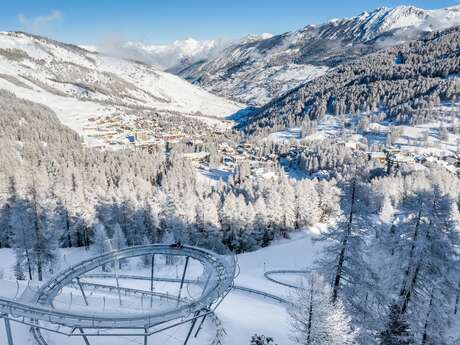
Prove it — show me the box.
[2,76,460,343]
[0,89,343,276]
[244,26,460,135]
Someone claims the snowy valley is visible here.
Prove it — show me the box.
[1,2,460,345]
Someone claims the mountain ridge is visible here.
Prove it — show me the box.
[241,26,460,136]
[173,4,460,106]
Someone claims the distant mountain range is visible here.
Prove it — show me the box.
[172,5,460,106]
[0,31,240,133]
[78,5,460,107]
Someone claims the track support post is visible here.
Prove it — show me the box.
[79,327,90,345]
[150,253,155,308]
[113,259,122,307]
[2,315,14,345]
[177,257,189,304]
[183,311,200,345]
[76,277,89,306]
[144,328,149,345]
[150,254,155,291]
[194,309,210,338]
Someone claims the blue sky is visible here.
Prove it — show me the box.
[2,0,459,44]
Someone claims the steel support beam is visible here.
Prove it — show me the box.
[76,278,89,306]
[2,315,14,345]
[78,327,90,345]
[113,260,122,307]
[183,311,199,345]
[144,327,148,345]
[177,257,189,304]
[150,254,155,308]
[150,254,155,292]
[194,311,209,338]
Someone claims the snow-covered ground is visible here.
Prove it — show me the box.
[0,230,320,345]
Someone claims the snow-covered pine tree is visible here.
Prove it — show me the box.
[10,198,35,280]
[29,173,48,281]
[315,171,380,343]
[195,196,221,247]
[280,176,296,235]
[316,180,341,223]
[253,197,271,247]
[0,176,16,248]
[8,168,59,281]
[112,223,127,269]
[92,222,111,271]
[382,182,460,343]
[220,192,238,250]
[296,180,321,228]
[236,194,257,252]
[288,273,356,345]
[143,199,161,243]
[265,186,283,235]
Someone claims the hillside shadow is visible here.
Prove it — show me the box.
[226,107,257,127]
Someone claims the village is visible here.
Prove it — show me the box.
[80,112,279,181]
[362,121,460,177]
[80,112,460,184]
[82,112,229,150]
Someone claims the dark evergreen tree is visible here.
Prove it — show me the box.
[250,334,277,345]
[379,304,414,345]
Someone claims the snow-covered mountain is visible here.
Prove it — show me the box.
[0,31,241,133]
[308,5,460,42]
[242,26,460,136]
[174,5,460,106]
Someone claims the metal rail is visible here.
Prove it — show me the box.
[80,273,289,304]
[232,286,289,304]
[263,269,310,289]
[82,273,290,304]
[73,281,183,302]
[83,273,200,284]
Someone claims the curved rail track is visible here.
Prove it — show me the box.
[0,244,236,344]
[263,269,310,289]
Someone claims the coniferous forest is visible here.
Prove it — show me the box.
[1,86,460,343]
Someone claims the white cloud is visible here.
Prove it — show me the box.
[18,10,63,33]
[96,34,230,70]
